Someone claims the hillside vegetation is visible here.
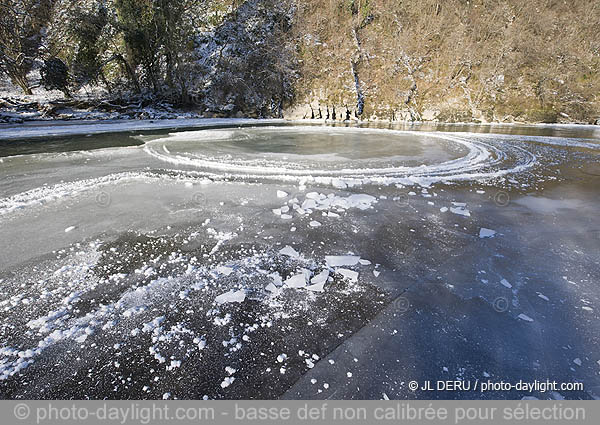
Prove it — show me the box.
[1,0,599,123]
[293,0,600,123]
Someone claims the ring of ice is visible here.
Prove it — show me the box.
[143,126,538,186]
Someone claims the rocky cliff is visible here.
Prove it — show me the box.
[285,0,600,123]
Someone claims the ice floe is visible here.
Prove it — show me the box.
[450,206,471,217]
[479,228,497,238]
[325,256,361,267]
[284,273,307,289]
[337,269,359,282]
[215,289,246,305]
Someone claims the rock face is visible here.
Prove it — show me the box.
[283,0,600,123]
[194,0,297,118]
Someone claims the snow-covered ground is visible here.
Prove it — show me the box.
[0,122,599,400]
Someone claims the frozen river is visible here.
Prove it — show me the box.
[0,120,599,399]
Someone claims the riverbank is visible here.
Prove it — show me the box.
[2,95,599,129]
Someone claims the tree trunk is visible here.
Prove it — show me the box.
[12,75,32,95]
[99,69,113,95]
[115,54,141,93]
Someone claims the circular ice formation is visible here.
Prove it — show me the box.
[143,126,536,186]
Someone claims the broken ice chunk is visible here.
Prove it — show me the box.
[325,255,360,267]
[279,245,300,258]
[310,270,329,285]
[284,273,307,288]
[215,289,246,305]
[517,313,533,322]
[305,270,329,292]
[269,271,283,286]
[309,220,322,228]
[450,206,471,217]
[301,199,318,210]
[305,281,326,292]
[479,228,497,238]
[337,268,359,282]
[276,190,288,198]
[346,194,377,210]
[500,279,512,289]
[265,282,278,293]
[75,334,88,343]
[220,377,235,388]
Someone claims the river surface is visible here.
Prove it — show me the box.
[0,120,599,400]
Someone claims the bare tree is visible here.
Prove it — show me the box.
[0,0,54,94]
